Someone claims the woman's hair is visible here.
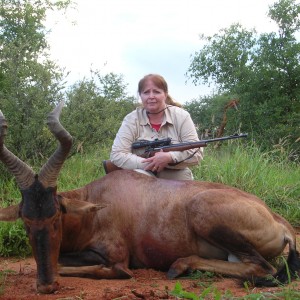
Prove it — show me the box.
[138,74,182,107]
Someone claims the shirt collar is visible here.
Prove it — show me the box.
[137,106,174,126]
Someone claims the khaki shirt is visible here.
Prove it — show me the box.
[110,105,203,173]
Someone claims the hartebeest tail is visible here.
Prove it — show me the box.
[276,248,300,283]
[255,246,300,286]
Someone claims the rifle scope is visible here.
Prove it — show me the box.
[132,138,172,149]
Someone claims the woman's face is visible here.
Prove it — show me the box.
[140,79,167,113]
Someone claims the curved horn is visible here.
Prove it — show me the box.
[38,102,72,188]
[0,111,35,189]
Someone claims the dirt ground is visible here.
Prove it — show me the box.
[0,231,299,300]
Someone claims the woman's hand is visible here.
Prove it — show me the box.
[142,150,173,173]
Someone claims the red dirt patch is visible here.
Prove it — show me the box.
[0,232,299,300]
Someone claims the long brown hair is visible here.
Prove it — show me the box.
[138,74,182,107]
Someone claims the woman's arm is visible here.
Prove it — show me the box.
[110,112,147,169]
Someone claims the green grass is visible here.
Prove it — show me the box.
[58,148,108,190]
[170,280,300,300]
[0,221,31,257]
[0,269,16,296]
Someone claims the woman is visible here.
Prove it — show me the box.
[110,74,203,180]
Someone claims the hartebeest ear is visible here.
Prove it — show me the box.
[58,195,106,215]
[0,204,20,221]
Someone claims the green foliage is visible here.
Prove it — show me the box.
[0,0,71,161]
[184,94,241,138]
[268,0,300,36]
[0,220,31,257]
[187,23,256,92]
[171,282,199,299]
[62,71,137,153]
[0,269,16,296]
[171,281,230,300]
[170,279,300,299]
[58,148,109,190]
[186,0,300,159]
[180,270,216,280]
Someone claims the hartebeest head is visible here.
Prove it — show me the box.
[0,103,72,293]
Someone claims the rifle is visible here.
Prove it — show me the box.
[103,133,248,174]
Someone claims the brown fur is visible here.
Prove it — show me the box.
[56,170,298,284]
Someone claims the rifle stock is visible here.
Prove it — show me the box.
[102,133,247,174]
[103,160,122,174]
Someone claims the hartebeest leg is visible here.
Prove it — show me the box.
[59,249,108,266]
[58,263,133,279]
[58,249,133,279]
[167,255,276,279]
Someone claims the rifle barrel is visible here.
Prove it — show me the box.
[150,133,248,152]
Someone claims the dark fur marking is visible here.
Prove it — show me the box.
[140,237,177,271]
[21,180,57,219]
[59,248,108,267]
[209,225,272,270]
[34,228,53,285]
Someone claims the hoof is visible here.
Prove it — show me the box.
[114,263,134,279]
[116,268,133,279]
[37,281,59,294]
[252,276,279,287]
[167,268,180,279]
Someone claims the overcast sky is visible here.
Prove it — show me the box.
[46,0,279,103]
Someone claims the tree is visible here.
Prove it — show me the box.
[0,0,71,160]
[187,0,300,158]
[63,71,137,153]
[187,23,256,93]
[0,0,137,182]
[185,94,241,138]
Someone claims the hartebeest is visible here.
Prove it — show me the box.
[0,103,299,294]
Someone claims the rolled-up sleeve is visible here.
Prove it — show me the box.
[167,109,204,169]
[110,112,146,169]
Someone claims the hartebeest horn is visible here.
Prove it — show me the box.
[38,102,72,188]
[0,111,35,189]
